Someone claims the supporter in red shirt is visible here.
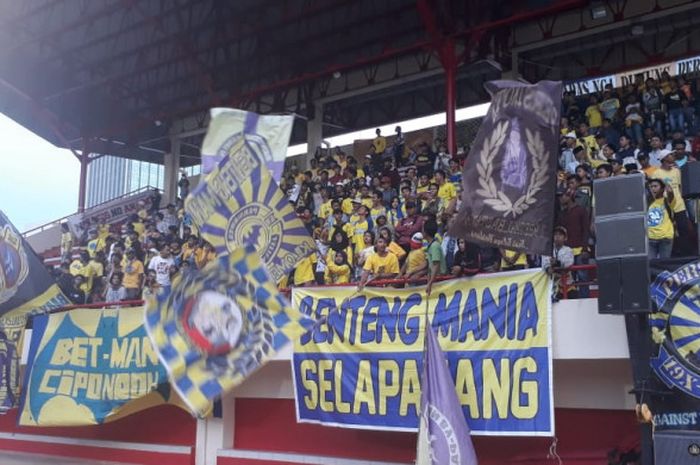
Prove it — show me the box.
[556,193,589,252]
[394,201,424,252]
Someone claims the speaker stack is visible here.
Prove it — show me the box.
[681,161,700,199]
[594,173,651,314]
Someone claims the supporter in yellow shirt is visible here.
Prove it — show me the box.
[585,95,602,128]
[378,227,406,262]
[499,249,528,271]
[435,170,457,212]
[60,223,73,262]
[351,205,371,255]
[294,254,317,286]
[70,251,96,294]
[324,250,352,284]
[181,235,199,264]
[369,190,387,224]
[358,237,400,289]
[399,232,428,279]
[416,174,430,197]
[327,227,354,267]
[647,178,675,259]
[194,242,216,269]
[86,230,105,258]
[122,248,145,299]
[318,193,334,222]
[97,222,110,241]
[372,128,387,154]
[650,152,685,214]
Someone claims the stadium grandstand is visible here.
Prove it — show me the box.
[1,0,700,464]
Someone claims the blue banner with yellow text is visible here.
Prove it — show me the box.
[292,269,553,436]
[19,306,177,426]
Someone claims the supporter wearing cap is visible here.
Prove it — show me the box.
[399,232,428,280]
[560,132,577,170]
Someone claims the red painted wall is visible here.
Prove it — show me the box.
[234,398,640,464]
[0,404,196,446]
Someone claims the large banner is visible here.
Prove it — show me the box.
[0,211,70,412]
[66,190,154,240]
[449,81,562,257]
[186,109,314,284]
[647,259,700,431]
[200,108,293,184]
[292,269,553,436]
[19,306,177,426]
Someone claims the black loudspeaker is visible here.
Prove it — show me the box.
[597,257,651,314]
[681,162,700,198]
[593,174,647,216]
[597,259,621,313]
[594,215,648,259]
[654,431,700,465]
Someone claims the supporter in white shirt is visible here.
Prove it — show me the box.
[148,245,175,288]
[665,130,691,153]
[541,227,574,270]
[648,135,665,167]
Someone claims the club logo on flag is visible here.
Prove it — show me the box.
[650,260,700,398]
[227,203,283,264]
[422,404,462,464]
[0,225,29,304]
[145,245,314,417]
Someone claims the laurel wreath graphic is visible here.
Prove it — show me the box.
[475,120,550,218]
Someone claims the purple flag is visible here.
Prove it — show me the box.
[416,326,478,465]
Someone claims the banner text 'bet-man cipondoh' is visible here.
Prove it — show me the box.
[292,269,553,436]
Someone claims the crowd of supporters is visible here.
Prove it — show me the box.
[50,178,216,305]
[47,75,700,303]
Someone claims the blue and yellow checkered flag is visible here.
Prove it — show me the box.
[144,244,313,417]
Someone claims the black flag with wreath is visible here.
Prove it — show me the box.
[449,80,562,256]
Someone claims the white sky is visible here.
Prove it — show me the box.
[0,113,79,231]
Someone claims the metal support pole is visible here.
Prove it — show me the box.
[440,40,458,156]
[624,313,654,465]
[77,142,91,213]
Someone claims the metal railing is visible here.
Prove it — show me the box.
[42,266,597,319]
[281,265,597,300]
[22,185,159,237]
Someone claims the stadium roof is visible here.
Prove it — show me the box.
[1,0,699,165]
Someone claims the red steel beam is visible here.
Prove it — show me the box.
[88,0,586,141]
